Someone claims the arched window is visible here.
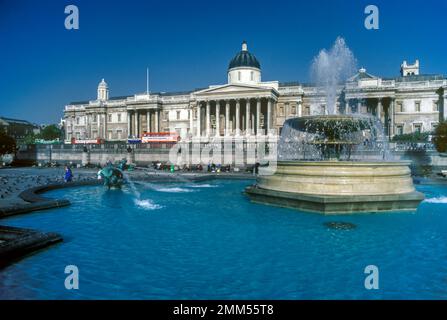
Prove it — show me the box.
[238,71,241,81]
[250,71,254,81]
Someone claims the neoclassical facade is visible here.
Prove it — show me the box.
[63,42,447,142]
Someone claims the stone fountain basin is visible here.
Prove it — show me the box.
[245,160,425,214]
[258,160,416,196]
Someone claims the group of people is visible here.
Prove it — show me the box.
[151,162,233,173]
[207,163,232,173]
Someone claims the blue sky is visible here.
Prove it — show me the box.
[0,0,446,124]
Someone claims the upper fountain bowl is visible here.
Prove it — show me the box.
[278,114,389,161]
[286,114,375,137]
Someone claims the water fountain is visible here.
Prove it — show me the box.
[245,38,424,214]
[99,164,125,189]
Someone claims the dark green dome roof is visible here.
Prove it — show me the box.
[228,41,261,70]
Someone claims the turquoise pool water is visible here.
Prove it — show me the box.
[1,180,447,299]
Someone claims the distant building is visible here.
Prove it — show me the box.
[63,42,447,142]
[0,116,39,143]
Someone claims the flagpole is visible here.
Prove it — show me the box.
[146,67,149,95]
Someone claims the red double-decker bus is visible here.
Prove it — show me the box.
[141,132,180,143]
[71,137,103,144]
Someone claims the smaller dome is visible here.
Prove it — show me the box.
[98,78,108,88]
[228,41,261,70]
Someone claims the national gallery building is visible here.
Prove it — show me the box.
[63,42,447,142]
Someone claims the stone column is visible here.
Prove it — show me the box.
[215,100,220,136]
[298,100,302,117]
[206,100,211,137]
[377,98,382,120]
[443,89,447,121]
[256,98,261,135]
[196,102,201,137]
[390,98,395,136]
[97,113,101,138]
[89,115,93,138]
[103,113,107,139]
[225,100,230,136]
[189,108,194,137]
[134,111,139,136]
[127,112,131,138]
[267,99,272,135]
[155,110,159,132]
[345,100,350,114]
[146,110,151,132]
[235,99,240,136]
[246,98,251,135]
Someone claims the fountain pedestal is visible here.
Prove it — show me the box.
[245,160,424,214]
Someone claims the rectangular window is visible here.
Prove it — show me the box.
[321,105,326,114]
[76,118,80,125]
[413,123,422,133]
[93,115,97,122]
[250,71,254,81]
[279,106,284,116]
[118,114,122,122]
[415,101,421,112]
[117,130,122,139]
[176,111,181,120]
[431,123,438,131]
[304,106,310,115]
[108,114,112,122]
[433,101,439,112]
[396,125,404,135]
[397,102,403,112]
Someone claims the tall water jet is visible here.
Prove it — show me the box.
[311,37,357,115]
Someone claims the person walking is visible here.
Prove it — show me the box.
[64,166,73,183]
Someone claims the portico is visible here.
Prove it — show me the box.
[195,86,278,138]
[126,107,161,138]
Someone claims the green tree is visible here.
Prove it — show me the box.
[433,122,447,153]
[22,133,37,145]
[38,124,62,141]
[0,132,16,155]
